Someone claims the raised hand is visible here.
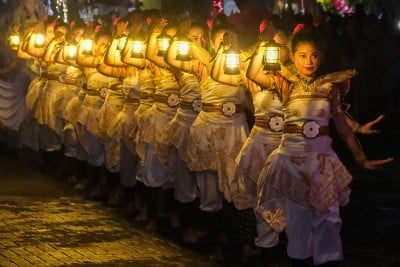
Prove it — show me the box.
[152,18,168,35]
[116,21,129,36]
[358,114,385,134]
[360,157,394,170]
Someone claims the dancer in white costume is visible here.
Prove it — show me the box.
[154,22,208,241]
[247,24,393,266]
[18,18,56,151]
[17,19,68,173]
[209,25,281,260]
[158,22,208,204]
[125,43,156,219]
[33,22,69,152]
[187,25,251,212]
[75,29,113,197]
[137,19,179,188]
[105,11,147,207]
[185,17,251,260]
[134,18,180,230]
[53,20,89,182]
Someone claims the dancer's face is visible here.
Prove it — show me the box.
[188,26,206,48]
[293,41,321,80]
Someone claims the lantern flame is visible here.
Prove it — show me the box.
[34,33,45,48]
[9,34,20,49]
[131,40,145,58]
[66,44,77,59]
[224,50,240,75]
[81,39,93,55]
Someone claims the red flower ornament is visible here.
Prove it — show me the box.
[293,23,305,35]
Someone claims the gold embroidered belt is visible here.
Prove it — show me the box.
[124,98,140,104]
[64,77,86,87]
[82,89,100,96]
[154,93,180,107]
[284,121,330,139]
[110,83,123,91]
[254,115,284,132]
[41,73,60,80]
[64,78,79,85]
[139,92,154,100]
[179,99,201,113]
[201,102,243,117]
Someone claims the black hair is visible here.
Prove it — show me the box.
[209,13,231,40]
[190,22,207,33]
[70,18,86,31]
[94,29,112,43]
[43,15,57,29]
[54,21,70,33]
[290,24,323,54]
[128,10,145,24]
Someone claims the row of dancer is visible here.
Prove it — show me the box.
[10,11,393,266]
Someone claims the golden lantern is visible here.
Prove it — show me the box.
[223,47,240,75]
[262,39,281,72]
[34,33,45,48]
[131,40,145,58]
[9,34,21,50]
[156,32,171,57]
[81,39,93,55]
[65,44,78,60]
[174,34,191,61]
[130,33,146,58]
[81,38,93,55]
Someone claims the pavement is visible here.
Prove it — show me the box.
[0,135,399,267]
[0,146,222,267]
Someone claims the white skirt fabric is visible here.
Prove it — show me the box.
[77,94,104,133]
[187,111,249,203]
[155,108,197,165]
[0,74,30,131]
[58,84,82,120]
[88,93,124,172]
[64,91,86,126]
[33,79,64,135]
[106,101,139,172]
[26,77,45,113]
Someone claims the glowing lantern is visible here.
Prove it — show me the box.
[156,32,171,57]
[175,34,191,61]
[130,33,146,58]
[34,33,45,48]
[131,40,145,58]
[65,44,77,59]
[81,38,93,55]
[223,47,240,75]
[262,39,281,71]
[116,35,127,50]
[9,34,20,50]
